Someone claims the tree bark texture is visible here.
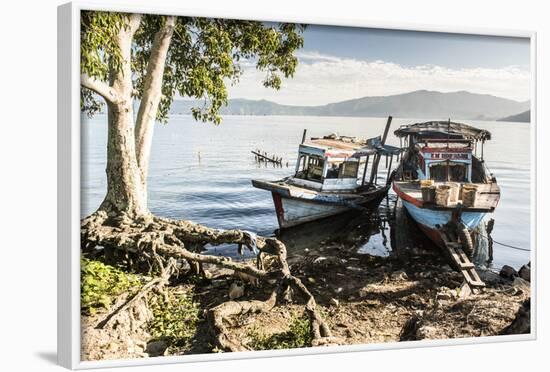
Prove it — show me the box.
[97,14,149,218]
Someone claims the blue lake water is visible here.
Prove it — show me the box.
[81,115,532,270]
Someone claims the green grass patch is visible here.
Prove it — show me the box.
[247,315,312,350]
[80,257,144,315]
[148,289,201,349]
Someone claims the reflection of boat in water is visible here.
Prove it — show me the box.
[252,118,401,229]
[276,210,364,251]
[392,120,501,250]
[276,199,393,257]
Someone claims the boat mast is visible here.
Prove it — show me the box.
[386,154,394,183]
[361,155,370,186]
[447,118,451,149]
[447,118,451,181]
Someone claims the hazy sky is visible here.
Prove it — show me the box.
[227,25,531,105]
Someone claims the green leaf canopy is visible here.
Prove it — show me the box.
[81,11,305,124]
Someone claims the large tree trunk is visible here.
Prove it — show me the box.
[100,100,148,217]
[81,15,176,218]
[97,14,148,218]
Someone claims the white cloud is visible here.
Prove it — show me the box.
[226,53,530,106]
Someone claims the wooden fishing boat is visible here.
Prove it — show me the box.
[253,118,401,229]
[392,120,501,250]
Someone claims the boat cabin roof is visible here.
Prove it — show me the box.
[308,137,364,150]
[301,134,402,159]
[394,121,491,141]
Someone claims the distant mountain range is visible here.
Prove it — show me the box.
[498,110,531,123]
[169,90,530,121]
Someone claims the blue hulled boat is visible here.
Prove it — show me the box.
[392,121,501,248]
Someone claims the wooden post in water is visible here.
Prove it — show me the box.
[369,116,393,185]
[301,129,307,144]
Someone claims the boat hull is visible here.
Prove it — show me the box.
[272,193,344,228]
[401,199,485,247]
[272,190,387,229]
[252,178,390,229]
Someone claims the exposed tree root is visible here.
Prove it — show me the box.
[285,276,338,346]
[208,291,279,352]
[81,210,338,352]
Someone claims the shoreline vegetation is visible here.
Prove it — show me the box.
[81,227,531,361]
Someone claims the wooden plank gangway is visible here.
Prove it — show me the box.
[439,229,485,289]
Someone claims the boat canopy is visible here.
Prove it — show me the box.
[362,136,403,156]
[302,135,402,159]
[394,121,491,141]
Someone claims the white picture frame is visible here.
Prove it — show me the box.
[57,1,537,369]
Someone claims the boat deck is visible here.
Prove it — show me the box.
[393,181,500,212]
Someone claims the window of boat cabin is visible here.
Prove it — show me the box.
[429,161,468,182]
[325,160,359,179]
[295,154,324,182]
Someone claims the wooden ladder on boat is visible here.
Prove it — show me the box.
[439,230,485,289]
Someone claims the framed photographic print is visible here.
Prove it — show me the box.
[57,1,536,369]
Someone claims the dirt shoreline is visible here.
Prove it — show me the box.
[81,240,530,361]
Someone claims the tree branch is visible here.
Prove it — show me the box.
[80,74,121,104]
[128,13,142,37]
[135,16,176,180]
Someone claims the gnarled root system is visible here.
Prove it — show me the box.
[81,211,339,352]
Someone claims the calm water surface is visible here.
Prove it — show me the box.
[81,115,531,269]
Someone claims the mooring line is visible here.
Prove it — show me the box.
[492,239,531,252]
[477,232,531,252]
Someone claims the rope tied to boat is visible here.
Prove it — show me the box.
[457,216,531,252]
[475,232,531,252]
[489,237,530,252]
